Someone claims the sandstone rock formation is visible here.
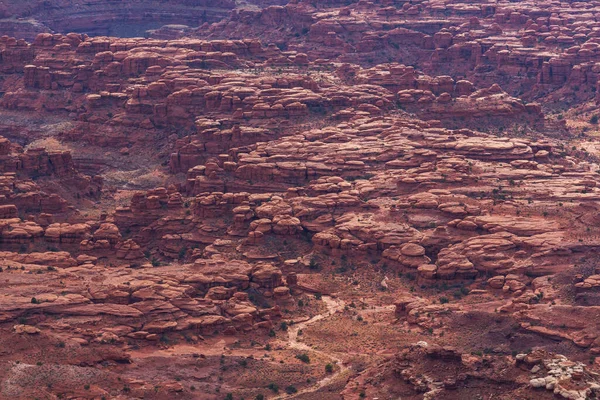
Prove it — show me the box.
[0,0,599,398]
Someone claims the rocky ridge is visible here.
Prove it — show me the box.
[0,0,599,399]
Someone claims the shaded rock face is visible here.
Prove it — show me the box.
[0,0,290,40]
[0,0,240,40]
[2,0,600,399]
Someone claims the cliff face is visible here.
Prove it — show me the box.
[0,0,240,40]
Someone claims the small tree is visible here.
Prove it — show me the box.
[296,353,310,363]
[309,256,320,270]
[285,385,298,394]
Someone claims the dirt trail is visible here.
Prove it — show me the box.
[274,295,349,399]
[128,295,351,398]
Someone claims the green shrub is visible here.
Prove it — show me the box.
[285,385,298,394]
[295,353,310,363]
[309,256,320,270]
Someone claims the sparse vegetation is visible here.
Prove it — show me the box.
[285,385,298,394]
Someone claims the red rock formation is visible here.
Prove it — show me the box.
[0,1,599,398]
